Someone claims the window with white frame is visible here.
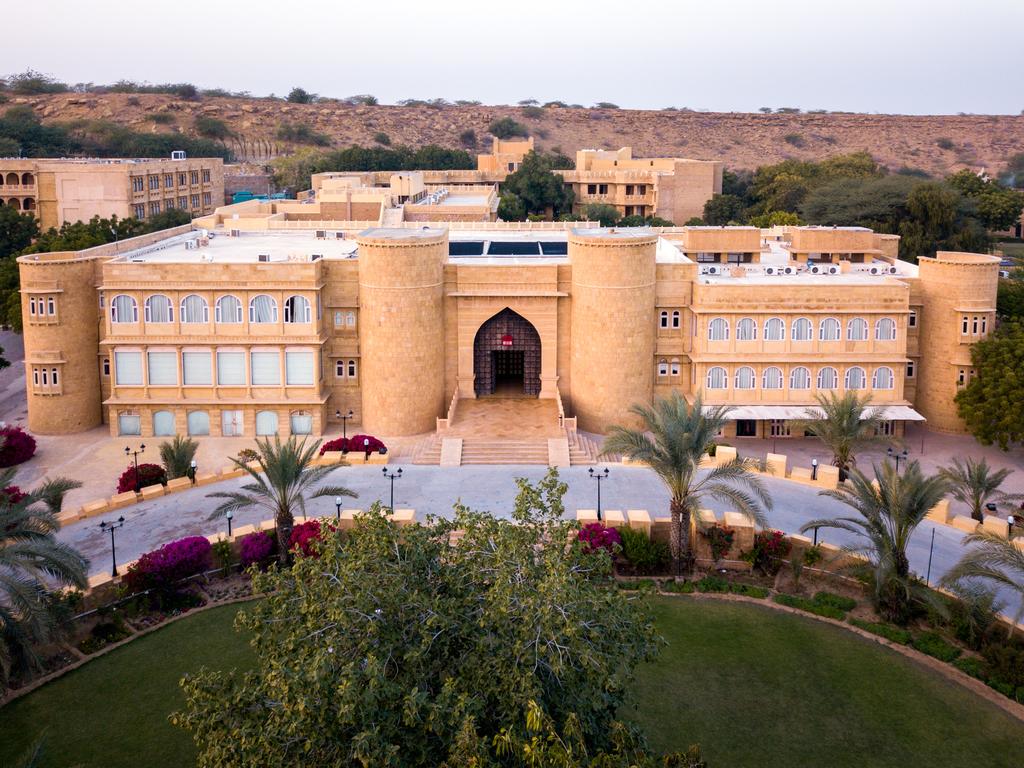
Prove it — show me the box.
[706,366,728,389]
[118,411,141,436]
[284,295,311,324]
[908,310,917,328]
[249,295,278,323]
[817,366,838,389]
[216,295,243,323]
[102,357,110,377]
[708,318,729,341]
[347,359,357,379]
[336,360,346,378]
[671,310,680,328]
[180,295,209,324]
[906,360,915,378]
[114,350,143,385]
[735,366,756,389]
[670,359,680,376]
[658,359,669,377]
[659,310,669,328]
[736,317,757,341]
[147,350,178,385]
[875,317,896,340]
[152,410,175,436]
[290,411,313,435]
[145,295,173,323]
[847,317,868,341]
[791,318,813,341]
[256,410,279,436]
[251,349,281,385]
[764,318,785,341]
[187,410,210,436]
[182,350,213,385]
[981,315,988,335]
[845,366,866,390]
[334,311,344,328]
[285,349,315,385]
[790,366,811,389]
[762,366,783,389]
[872,366,895,389]
[819,317,841,341]
[111,295,138,323]
[216,350,246,385]
[961,315,969,335]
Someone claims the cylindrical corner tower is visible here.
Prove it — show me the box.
[569,229,657,433]
[357,228,447,436]
[19,253,103,434]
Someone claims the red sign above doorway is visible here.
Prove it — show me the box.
[501,334,514,347]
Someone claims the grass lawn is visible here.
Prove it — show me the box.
[3,597,1024,767]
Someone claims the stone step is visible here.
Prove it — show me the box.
[460,439,551,465]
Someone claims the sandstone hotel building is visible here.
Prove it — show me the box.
[18,197,998,463]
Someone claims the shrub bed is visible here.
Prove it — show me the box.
[848,618,912,645]
[124,536,212,594]
[773,593,847,620]
[578,522,621,554]
[321,434,387,455]
[116,463,167,494]
[911,631,963,663]
[617,526,669,574]
[812,591,857,612]
[0,425,36,467]
[239,530,276,569]
[289,520,330,557]
[742,529,791,575]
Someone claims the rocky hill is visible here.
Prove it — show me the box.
[12,92,1024,175]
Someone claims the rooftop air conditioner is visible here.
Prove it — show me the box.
[707,266,718,274]
[889,266,898,274]
[784,266,793,274]
[171,150,186,160]
[258,254,270,262]
[765,267,775,275]
[810,265,820,274]
[230,229,241,238]
[870,267,879,274]
[185,240,198,250]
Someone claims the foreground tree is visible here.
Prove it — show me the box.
[801,460,949,624]
[499,150,574,219]
[939,457,1023,522]
[956,321,1024,449]
[0,468,86,689]
[602,393,771,575]
[943,530,1024,626]
[206,436,355,563]
[176,472,702,767]
[794,392,889,478]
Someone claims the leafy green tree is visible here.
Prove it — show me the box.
[943,530,1024,626]
[683,216,704,226]
[206,436,356,562]
[956,321,1024,449]
[997,278,1024,319]
[0,205,39,259]
[159,435,200,480]
[793,392,890,477]
[0,137,19,156]
[175,472,696,766]
[5,70,68,95]
[938,457,1023,522]
[286,87,316,104]
[194,116,232,140]
[497,192,526,221]
[802,460,949,624]
[747,209,801,227]
[488,117,530,139]
[500,151,574,218]
[947,169,1024,231]
[750,152,883,214]
[702,193,745,225]
[601,393,771,574]
[584,203,620,226]
[0,467,86,689]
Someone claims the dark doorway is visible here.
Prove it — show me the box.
[736,419,757,437]
[474,308,541,397]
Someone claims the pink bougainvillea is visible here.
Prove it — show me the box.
[288,519,326,557]
[238,530,276,569]
[1,485,26,504]
[578,522,622,554]
[0,426,36,468]
[124,536,212,594]
[116,463,167,494]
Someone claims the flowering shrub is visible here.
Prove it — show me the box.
[701,524,735,562]
[236,448,258,464]
[288,519,331,557]
[238,530,276,569]
[348,434,387,454]
[1,484,26,504]
[116,463,167,494]
[124,536,212,594]
[320,437,350,454]
[578,522,621,554]
[742,529,792,575]
[0,425,36,467]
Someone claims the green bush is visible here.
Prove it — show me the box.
[848,618,912,645]
[731,583,768,599]
[489,117,529,139]
[987,679,1015,698]
[953,656,986,680]
[695,576,731,593]
[148,112,175,125]
[521,105,545,119]
[276,122,331,146]
[618,527,670,575]
[661,580,695,594]
[911,632,962,663]
[813,592,857,612]
[981,639,1024,688]
[773,594,846,620]
[802,546,823,567]
[194,115,232,140]
[372,131,390,146]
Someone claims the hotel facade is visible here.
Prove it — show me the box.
[18,199,998,461]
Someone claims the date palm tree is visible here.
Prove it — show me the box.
[1,468,87,689]
[938,457,1023,522]
[800,460,949,624]
[943,529,1024,627]
[159,434,199,480]
[601,393,772,575]
[793,392,890,478]
[208,436,357,564]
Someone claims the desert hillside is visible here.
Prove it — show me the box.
[12,92,1024,175]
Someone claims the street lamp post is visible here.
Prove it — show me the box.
[99,516,126,577]
[188,459,198,485]
[810,458,819,481]
[335,496,343,522]
[364,437,371,461]
[335,409,355,440]
[1008,514,1016,540]
[382,467,403,512]
[226,510,233,538]
[887,447,909,472]
[589,467,609,522]
[124,444,146,493]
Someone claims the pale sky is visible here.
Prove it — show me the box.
[4,0,1022,115]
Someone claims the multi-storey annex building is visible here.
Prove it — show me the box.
[0,156,224,230]
[19,200,998,456]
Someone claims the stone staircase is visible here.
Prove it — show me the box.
[459,439,552,465]
[568,432,602,465]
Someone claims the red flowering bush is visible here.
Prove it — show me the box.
[0,425,36,467]
[319,437,350,454]
[124,535,212,594]
[742,529,792,575]
[116,463,167,494]
[348,434,387,454]
[288,519,335,557]
[1,485,26,504]
[578,522,621,554]
[238,530,276,569]
[702,524,735,562]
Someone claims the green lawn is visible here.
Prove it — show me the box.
[3,598,1024,767]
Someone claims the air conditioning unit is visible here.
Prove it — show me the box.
[889,266,897,274]
[230,229,241,238]
[810,265,820,274]
[258,254,270,262]
[828,266,838,274]
[707,266,718,274]
[185,240,198,250]
[784,266,793,275]
[870,267,879,275]
[765,267,775,275]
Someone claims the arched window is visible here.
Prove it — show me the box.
[659,310,669,328]
[110,295,138,323]
[736,317,757,341]
[284,295,311,324]
[790,366,811,389]
[290,410,313,435]
[872,366,894,389]
[216,295,243,323]
[670,358,680,376]
[819,317,841,341]
[658,359,668,377]
[706,366,728,389]
[117,411,141,436]
[255,410,279,436]
[735,366,756,389]
[708,318,729,341]
[144,294,173,323]
[762,366,783,389]
[791,318,813,341]
[152,410,175,436]
[187,410,210,436]
[847,317,868,341]
[845,366,866,390]
[875,317,896,340]
[817,366,838,390]
[671,310,680,328]
[764,317,786,341]
[249,295,278,323]
[180,294,209,324]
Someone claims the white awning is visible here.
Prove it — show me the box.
[702,404,926,422]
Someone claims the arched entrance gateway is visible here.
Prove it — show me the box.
[473,308,541,397]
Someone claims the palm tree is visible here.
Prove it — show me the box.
[943,529,1024,626]
[207,436,357,563]
[601,393,772,575]
[800,460,949,624]
[938,457,1023,522]
[793,392,890,478]
[0,468,87,689]
[159,434,199,480]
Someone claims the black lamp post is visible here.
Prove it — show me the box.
[1009,514,1016,540]
[811,458,819,481]
[124,444,146,493]
[226,509,233,538]
[364,437,371,461]
[887,446,909,472]
[188,459,197,485]
[335,409,355,440]
[99,516,126,577]
[589,467,609,522]
[335,495,343,521]
[382,467,403,511]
